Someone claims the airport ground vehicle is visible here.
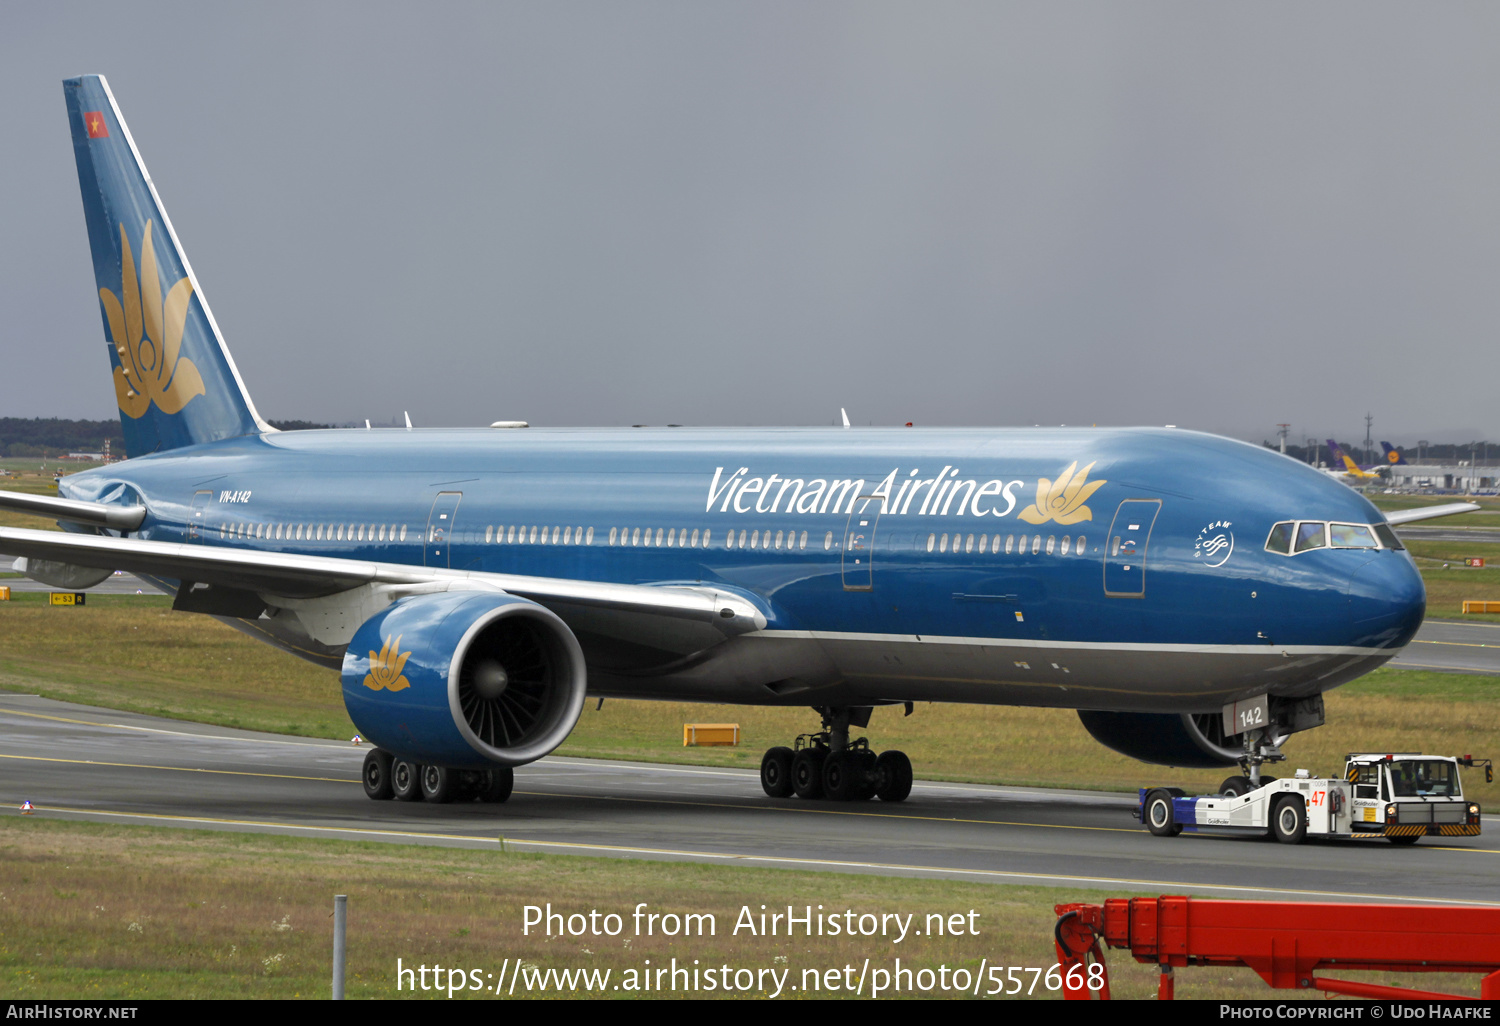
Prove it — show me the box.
[1138,753,1487,844]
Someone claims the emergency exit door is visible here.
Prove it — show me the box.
[842,496,882,591]
[425,492,463,567]
[1103,499,1161,598]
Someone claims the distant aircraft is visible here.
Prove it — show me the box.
[1325,440,1386,482]
[0,76,1481,809]
[1380,442,1410,467]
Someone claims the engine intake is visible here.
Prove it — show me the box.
[342,591,586,768]
[1076,710,1244,768]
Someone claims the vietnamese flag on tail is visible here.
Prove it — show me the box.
[84,111,108,138]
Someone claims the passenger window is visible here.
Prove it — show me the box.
[563,526,572,544]
[504,526,514,543]
[824,531,833,551]
[978,534,988,554]
[965,534,974,553]
[586,527,595,545]
[1031,535,1041,555]
[531,526,540,544]
[609,527,618,545]
[926,533,936,553]
[1005,535,1015,554]
[751,530,760,549]
[654,528,662,546]
[800,530,808,550]
[727,530,736,550]
[1046,536,1055,555]
[702,529,712,547]
[1076,535,1085,553]
[554,526,562,544]
[1110,536,1120,557]
[1061,536,1071,555]
[1265,522,1293,555]
[691,528,700,548]
[1330,524,1376,548]
[939,534,948,553]
[400,525,408,542]
[1294,522,1327,553]
[632,528,641,546]
[775,530,784,550]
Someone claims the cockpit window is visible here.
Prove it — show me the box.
[1374,523,1404,550]
[1294,521,1327,553]
[1265,522,1293,555]
[1329,523,1377,548]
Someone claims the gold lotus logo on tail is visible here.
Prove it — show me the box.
[1018,461,1107,526]
[363,634,412,692]
[100,220,206,418]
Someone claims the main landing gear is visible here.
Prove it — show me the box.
[759,706,913,803]
[361,748,513,804]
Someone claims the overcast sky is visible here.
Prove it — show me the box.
[3,3,1498,445]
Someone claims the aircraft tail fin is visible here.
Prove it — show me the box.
[64,75,270,458]
[1380,442,1409,466]
[1326,439,1356,471]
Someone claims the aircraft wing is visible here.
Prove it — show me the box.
[0,488,145,531]
[1384,502,1482,526]
[0,525,766,657]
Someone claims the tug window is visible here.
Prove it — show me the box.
[1294,522,1327,553]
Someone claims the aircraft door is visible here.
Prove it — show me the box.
[425,491,463,568]
[1103,499,1161,598]
[842,495,882,591]
[186,490,213,541]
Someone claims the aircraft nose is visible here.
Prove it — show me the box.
[1346,555,1425,648]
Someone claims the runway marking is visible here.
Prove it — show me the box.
[0,707,353,749]
[0,752,354,784]
[8,803,1497,907]
[515,790,1139,833]
[1408,639,1500,649]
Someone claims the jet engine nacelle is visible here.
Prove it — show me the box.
[1076,710,1243,768]
[341,591,587,768]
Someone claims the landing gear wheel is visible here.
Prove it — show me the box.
[362,749,394,800]
[760,747,794,798]
[1272,796,1307,844]
[823,751,861,801]
[853,749,878,800]
[392,759,422,802]
[875,750,913,803]
[479,766,514,804]
[420,764,454,804]
[1218,775,1253,797]
[1145,789,1181,837]
[791,748,827,799]
[1387,833,1421,846]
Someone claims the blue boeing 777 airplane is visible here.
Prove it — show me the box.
[0,77,1478,806]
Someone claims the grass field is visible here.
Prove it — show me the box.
[0,817,1481,1000]
[0,591,1495,805]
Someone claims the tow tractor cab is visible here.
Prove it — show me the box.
[1345,754,1490,841]
[1138,754,1487,846]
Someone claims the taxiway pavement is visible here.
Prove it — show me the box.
[1,695,1494,906]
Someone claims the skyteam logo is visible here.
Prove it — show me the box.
[1194,521,1234,567]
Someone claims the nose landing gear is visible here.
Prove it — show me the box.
[758,707,913,803]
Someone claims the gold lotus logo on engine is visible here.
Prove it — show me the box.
[100,220,206,418]
[363,634,412,692]
[1018,461,1106,526]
